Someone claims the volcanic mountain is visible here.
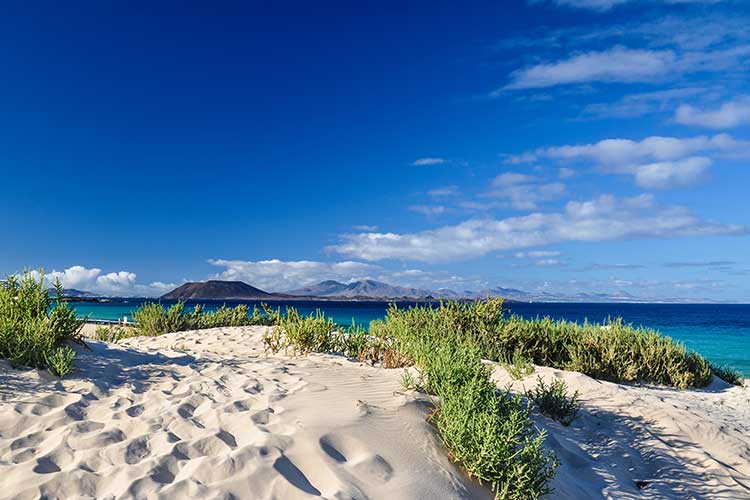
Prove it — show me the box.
[160,280,281,300]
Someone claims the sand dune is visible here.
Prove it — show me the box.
[1,325,749,499]
[492,367,750,499]
[0,326,490,500]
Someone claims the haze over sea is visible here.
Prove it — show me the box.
[72,299,750,376]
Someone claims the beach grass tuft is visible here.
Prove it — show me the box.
[501,350,535,380]
[0,272,85,377]
[711,363,745,386]
[526,376,582,426]
[93,325,133,344]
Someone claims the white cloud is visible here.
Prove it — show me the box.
[675,96,750,129]
[329,194,746,262]
[509,133,749,187]
[530,0,724,12]
[488,172,566,210]
[208,258,381,292]
[502,47,676,91]
[499,45,750,91]
[631,156,711,188]
[409,205,449,216]
[412,157,446,166]
[45,265,101,290]
[352,224,379,231]
[535,259,564,267]
[529,0,630,12]
[33,265,172,296]
[95,271,137,293]
[581,87,707,120]
[515,250,562,258]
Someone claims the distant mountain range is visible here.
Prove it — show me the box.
[286,279,434,299]
[52,278,718,304]
[159,279,696,303]
[48,288,101,299]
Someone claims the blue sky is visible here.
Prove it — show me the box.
[2,0,749,301]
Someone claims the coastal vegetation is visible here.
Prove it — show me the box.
[365,300,715,389]
[264,300,558,499]
[501,350,536,380]
[132,301,275,336]
[0,273,84,376]
[526,376,582,426]
[261,299,745,497]
[93,325,133,344]
[710,363,745,386]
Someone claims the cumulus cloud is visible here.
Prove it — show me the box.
[95,271,137,293]
[675,96,750,129]
[208,258,381,291]
[412,157,446,166]
[520,134,744,165]
[352,224,378,231]
[509,133,749,188]
[32,265,173,296]
[631,156,711,188]
[488,172,566,210]
[329,194,746,262]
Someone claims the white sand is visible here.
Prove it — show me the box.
[492,366,750,499]
[0,325,748,499]
[0,326,490,500]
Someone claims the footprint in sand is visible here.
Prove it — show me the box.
[125,436,151,464]
[32,456,61,474]
[319,433,394,482]
[126,404,145,417]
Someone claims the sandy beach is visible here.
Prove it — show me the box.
[1,325,749,499]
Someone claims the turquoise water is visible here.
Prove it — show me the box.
[71,299,750,375]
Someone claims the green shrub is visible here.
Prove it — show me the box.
[400,368,418,390]
[272,308,339,354]
[526,376,582,426]
[132,301,274,336]
[0,272,85,376]
[501,350,535,380]
[340,320,369,359]
[273,303,557,498]
[46,345,75,377]
[373,299,713,389]
[133,302,192,336]
[711,363,745,386]
[93,325,132,343]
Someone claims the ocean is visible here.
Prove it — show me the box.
[69,299,750,376]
